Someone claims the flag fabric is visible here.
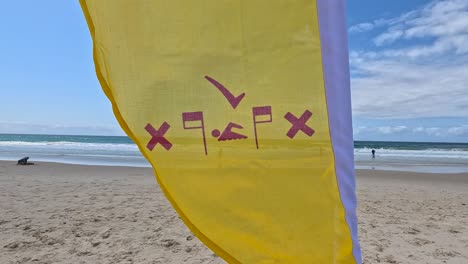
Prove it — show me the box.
[80,0,361,263]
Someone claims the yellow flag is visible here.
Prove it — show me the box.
[80,0,361,263]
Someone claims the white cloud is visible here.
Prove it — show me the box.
[350,54,468,118]
[447,125,468,136]
[349,0,468,119]
[421,127,445,137]
[348,9,419,34]
[377,34,468,58]
[405,0,468,37]
[412,125,468,137]
[373,0,468,51]
[354,125,468,138]
[354,126,409,135]
[413,127,426,133]
[349,23,375,33]
[350,0,468,57]
[378,126,409,134]
[373,28,404,46]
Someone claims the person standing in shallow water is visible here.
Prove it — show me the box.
[371,149,376,159]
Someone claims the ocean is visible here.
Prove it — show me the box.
[0,134,146,167]
[1,134,467,173]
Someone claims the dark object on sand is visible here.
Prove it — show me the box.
[17,157,34,165]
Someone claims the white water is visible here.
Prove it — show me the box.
[1,140,467,172]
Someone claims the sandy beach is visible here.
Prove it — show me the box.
[1,161,467,264]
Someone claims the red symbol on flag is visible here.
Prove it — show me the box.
[252,106,272,149]
[182,111,208,155]
[145,122,172,151]
[216,122,248,141]
[205,76,245,109]
[284,110,315,139]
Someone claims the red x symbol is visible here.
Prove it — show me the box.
[145,122,172,151]
[284,110,315,139]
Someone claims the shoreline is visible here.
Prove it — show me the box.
[2,134,467,174]
[2,158,467,174]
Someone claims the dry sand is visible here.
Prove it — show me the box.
[0,161,467,263]
[357,170,468,264]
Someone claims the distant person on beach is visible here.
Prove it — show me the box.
[17,157,34,165]
[371,149,376,159]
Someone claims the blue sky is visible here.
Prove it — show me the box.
[0,1,467,142]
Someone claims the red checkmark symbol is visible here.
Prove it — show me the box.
[205,76,245,109]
